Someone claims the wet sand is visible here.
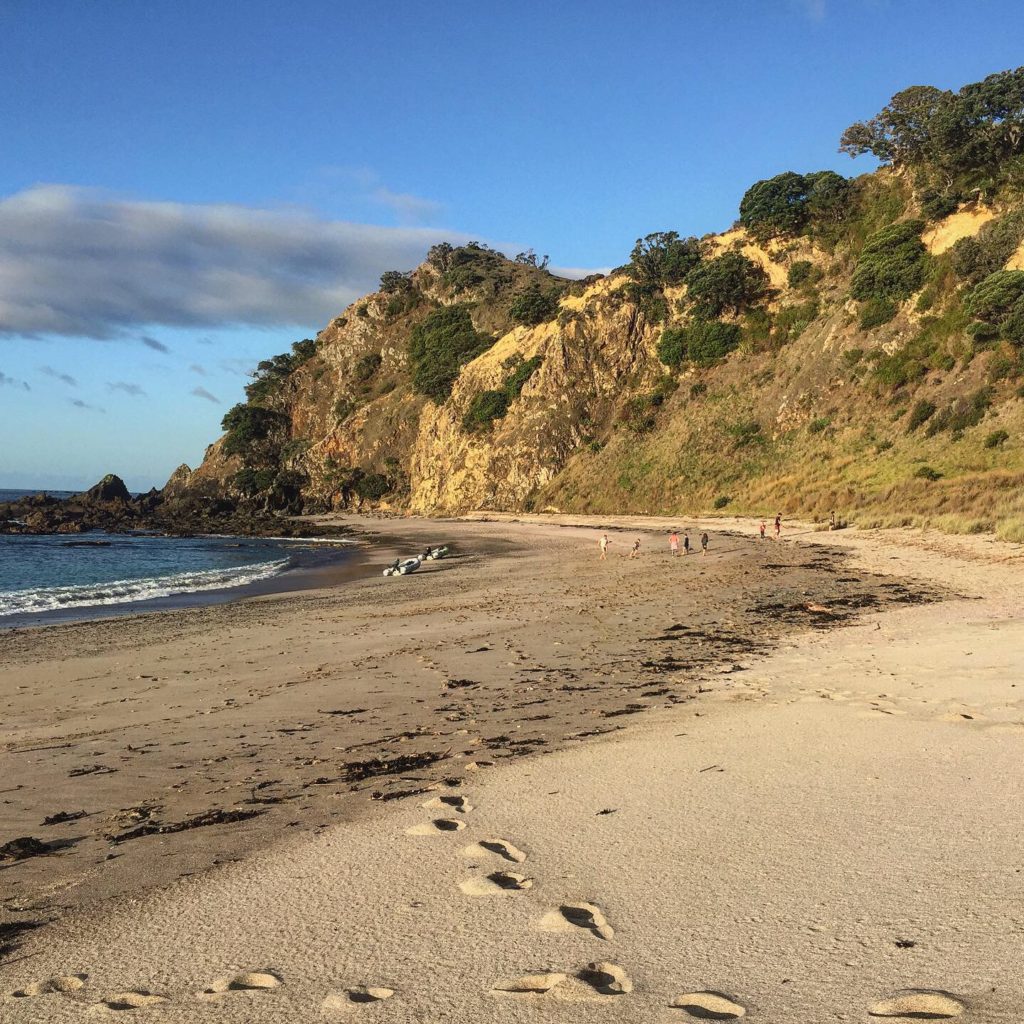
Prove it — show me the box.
[0,517,929,949]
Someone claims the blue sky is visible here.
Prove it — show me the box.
[2,0,1022,491]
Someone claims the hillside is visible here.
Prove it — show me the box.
[174,66,1024,540]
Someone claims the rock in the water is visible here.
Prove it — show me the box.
[82,473,131,503]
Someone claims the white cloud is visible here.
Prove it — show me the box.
[0,185,469,340]
[107,380,146,396]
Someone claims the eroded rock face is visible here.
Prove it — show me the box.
[82,473,131,503]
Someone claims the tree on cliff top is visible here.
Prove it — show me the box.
[628,232,702,288]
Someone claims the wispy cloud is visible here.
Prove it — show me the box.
[39,365,77,386]
[188,363,207,376]
[107,380,146,396]
[70,398,104,412]
[0,185,468,340]
[369,185,444,225]
[1,370,30,391]
[191,386,220,404]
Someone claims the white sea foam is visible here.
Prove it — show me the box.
[0,557,289,617]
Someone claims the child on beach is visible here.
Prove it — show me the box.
[683,532,690,555]
[774,513,782,540]
[599,534,610,559]
[759,520,766,540]
[629,538,641,558]
[669,532,680,556]
[701,531,709,555]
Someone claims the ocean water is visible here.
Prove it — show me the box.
[0,532,354,623]
[0,488,78,502]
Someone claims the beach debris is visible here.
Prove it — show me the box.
[868,990,963,1018]
[318,707,369,716]
[105,807,264,844]
[370,786,433,802]
[492,972,566,994]
[0,836,55,861]
[0,919,44,959]
[560,902,614,940]
[12,975,87,997]
[445,678,479,689]
[699,764,725,773]
[894,938,917,948]
[596,808,618,815]
[670,990,747,1018]
[579,962,632,995]
[341,749,450,782]
[41,810,86,826]
[68,764,116,777]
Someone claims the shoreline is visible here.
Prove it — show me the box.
[0,518,934,949]
[2,519,1020,1019]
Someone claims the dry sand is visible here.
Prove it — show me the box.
[1,515,1021,1022]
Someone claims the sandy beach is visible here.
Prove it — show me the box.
[1,516,1021,1021]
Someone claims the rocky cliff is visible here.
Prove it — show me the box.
[179,67,1024,540]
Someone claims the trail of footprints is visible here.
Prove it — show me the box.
[6,785,969,1019]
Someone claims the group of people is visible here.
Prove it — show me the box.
[598,513,785,561]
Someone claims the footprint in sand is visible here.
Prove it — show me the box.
[323,986,395,1010]
[670,990,746,1019]
[539,902,614,940]
[492,972,566,995]
[13,975,88,997]
[461,838,528,863]
[406,818,466,835]
[578,962,632,995]
[422,794,472,813]
[459,870,533,895]
[201,971,283,997]
[868,990,964,1018]
[96,991,169,1011]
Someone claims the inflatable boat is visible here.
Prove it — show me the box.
[383,556,421,576]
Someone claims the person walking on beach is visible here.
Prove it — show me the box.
[774,513,782,540]
[669,531,680,556]
[599,534,610,560]
[759,520,766,540]
[829,510,836,531]
[629,537,641,559]
[683,532,691,555]
[701,531,709,555]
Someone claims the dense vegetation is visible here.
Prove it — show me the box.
[409,306,495,402]
[462,354,543,431]
[739,170,850,239]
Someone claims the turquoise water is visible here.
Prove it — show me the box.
[0,531,352,622]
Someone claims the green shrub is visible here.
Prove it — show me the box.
[808,416,831,434]
[689,381,707,398]
[687,319,742,366]
[333,398,355,421]
[950,210,1024,284]
[462,390,510,432]
[914,465,943,480]
[851,220,928,301]
[409,306,494,402]
[233,467,276,496]
[243,338,317,403]
[859,297,899,330]
[713,495,731,509]
[461,354,543,431]
[907,399,937,431]
[356,303,369,318]
[684,252,769,318]
[727,419,763,447]
[876,439,895,452]
[844,348,865,366]
[509,286,559,326]
[354,472,392,500]
[985,429,1010,448]
[221,404,289,458]
[964,270,1024,344]
[738,170,849,239]
[379,270,412,293]
[628,231,703,287]
[787,260,819,287]
[925,386,993,436]
[354,353,382,382]
[774,299,819,344]
[657,326,688,367]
